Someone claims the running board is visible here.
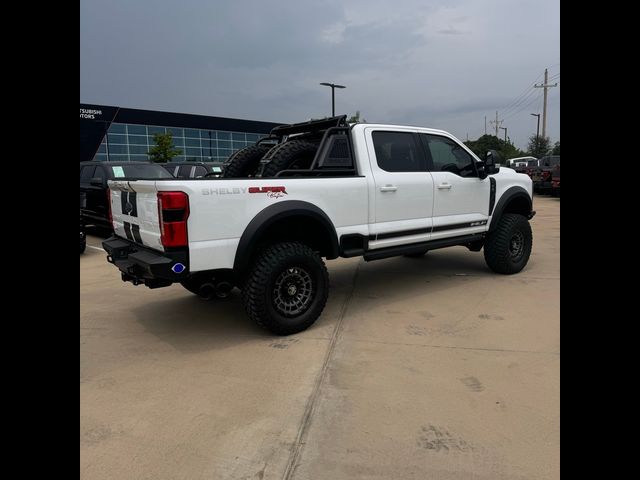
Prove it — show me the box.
[363,234,485,262]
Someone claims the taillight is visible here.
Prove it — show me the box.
[157,191,189,248]
[107,189,113,226]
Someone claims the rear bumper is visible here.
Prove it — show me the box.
[102,236,189,288]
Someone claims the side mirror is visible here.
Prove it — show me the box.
[484,150,501,174]
[90,177,103,186]
[476,161,488,180]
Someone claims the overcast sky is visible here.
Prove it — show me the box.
[80,0,559,149]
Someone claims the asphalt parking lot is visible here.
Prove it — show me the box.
[81,195,559,480]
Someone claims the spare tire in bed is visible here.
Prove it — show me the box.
[260,140,318,177]
[222,144,274,178]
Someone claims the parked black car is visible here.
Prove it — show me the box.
[80,161,173,228]
[162,161,224,179]
[80,192,87,253]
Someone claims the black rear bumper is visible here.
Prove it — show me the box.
[102,236,189,288]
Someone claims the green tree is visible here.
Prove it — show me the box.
[464,134,525,163]
[147,132,182,163]
[347,111,367,123]
[527,135,551,158]
[552,141,560,155]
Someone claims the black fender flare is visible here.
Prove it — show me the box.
[233,200,339,274]
[489,186,532,231]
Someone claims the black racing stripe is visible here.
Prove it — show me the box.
[489,177,497,215]
[123,221,133,241]
[372,221,488,240]
[131,223,143,243]
[120,191,128,214]
[128,192,138,217]
[375,227,431,241]
[432,221,487,232]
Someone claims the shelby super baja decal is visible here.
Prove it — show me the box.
[201,186,287,199]
[248,186,287,198]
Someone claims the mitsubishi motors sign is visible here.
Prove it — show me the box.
[80,107,103,120]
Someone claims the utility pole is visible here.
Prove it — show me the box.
[489,111,503,137]
[484,116,487,135]
[534,69,558,139]
[500,126,507,143]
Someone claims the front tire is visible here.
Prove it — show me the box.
[483,214,532,274]
[242,242,329,335]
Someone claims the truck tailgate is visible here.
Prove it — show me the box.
[108,180,163,251]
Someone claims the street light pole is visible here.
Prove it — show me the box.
[500,126,508,143]
[319,82,346,116]
[530,113,540,140]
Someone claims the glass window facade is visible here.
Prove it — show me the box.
[97,122,268,162]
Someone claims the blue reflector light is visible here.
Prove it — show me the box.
[171,263,185,274]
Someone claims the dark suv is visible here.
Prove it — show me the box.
[162,161,224,179]
[80,161,173,228]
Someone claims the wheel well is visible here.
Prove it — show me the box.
[502,195,531,216]
[255,216,337,258]
[234,206,339,279]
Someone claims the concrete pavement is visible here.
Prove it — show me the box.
[81,195,559,479]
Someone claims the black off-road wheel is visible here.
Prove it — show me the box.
[222,144,273,178]
[242,242,329,335]
[260,140,318,177]
[483,214,532,274]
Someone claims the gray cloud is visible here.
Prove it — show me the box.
[81,0,559,148]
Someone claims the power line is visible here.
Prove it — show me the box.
[501,88,539,117]
[502,90,543,122]
[499,71,544,112]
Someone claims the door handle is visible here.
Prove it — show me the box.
[437,183,452,190]
[380,185,398,192]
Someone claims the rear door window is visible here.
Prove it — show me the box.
[80,166,95,181]
[178,165,193,178]
[371,131,426,172]
[93,166,106,183]
[194,166,208,177]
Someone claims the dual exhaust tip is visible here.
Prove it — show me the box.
[198,281,233,300]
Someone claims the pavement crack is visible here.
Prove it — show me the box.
[282,260,362,480]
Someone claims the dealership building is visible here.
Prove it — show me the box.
[80,103,281,164]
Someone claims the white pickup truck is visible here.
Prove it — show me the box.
[103,116,535,335]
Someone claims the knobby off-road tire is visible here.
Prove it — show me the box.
[260,140,318,177]
[483,214,532,274]
[242,242,329,335]
[222,144,273,178]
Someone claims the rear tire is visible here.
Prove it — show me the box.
[261,140,318,177]
[222,144,273,178]
[242,242,329,335]
[483,214,532,274]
